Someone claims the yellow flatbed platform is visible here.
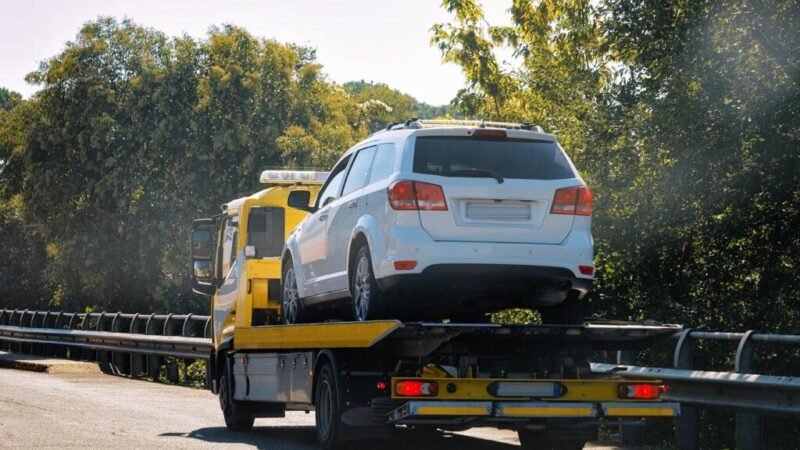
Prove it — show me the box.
[232,320,681,355]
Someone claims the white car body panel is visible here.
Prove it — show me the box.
[285,126,594,303]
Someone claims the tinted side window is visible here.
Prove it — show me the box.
[221,218,238,277]
[413,137,576,180]
[368,143,395,184]
[341,146,376,195]
[247,207,285,258]
[317,155,351,208]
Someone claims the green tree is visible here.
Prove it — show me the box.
[0,87,21,111]
[434,0,800,445]
[8,18,370,313]
[0,91,49,310]
[343,80,459,132]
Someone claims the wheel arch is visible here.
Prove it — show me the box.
[312,350,340,405]
[212,336,234,394]
[348,233,370,278]
[347,215,384,282]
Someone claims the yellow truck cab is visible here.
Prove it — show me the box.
[190,170,326,348]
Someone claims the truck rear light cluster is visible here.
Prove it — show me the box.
[551,185,593,216]
[388,181,448,211]
[578,265,595,276]
[617,383,665,400]
[395,380,439,397]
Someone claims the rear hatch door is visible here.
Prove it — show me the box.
[412,133,581,244]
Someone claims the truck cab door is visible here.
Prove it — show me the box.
[212,216,241,345]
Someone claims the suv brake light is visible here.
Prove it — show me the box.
[388,181,448,211]
[551,186,593,216]
[472,129,507,139]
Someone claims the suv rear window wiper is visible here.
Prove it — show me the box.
[444,169,505,184]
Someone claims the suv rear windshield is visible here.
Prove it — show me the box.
[413,136,576,180]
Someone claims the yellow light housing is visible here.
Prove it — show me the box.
[259,170,328,185]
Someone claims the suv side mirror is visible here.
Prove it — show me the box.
[287,190,316,213]
[191,218,217,296]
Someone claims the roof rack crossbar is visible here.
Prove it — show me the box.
[389,119,544,133]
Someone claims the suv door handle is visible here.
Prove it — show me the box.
[348,200,358,209]
[318,213,328,222]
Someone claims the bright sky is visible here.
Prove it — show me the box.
[1,0,512,105]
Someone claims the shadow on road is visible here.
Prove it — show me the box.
[161,425,520,449]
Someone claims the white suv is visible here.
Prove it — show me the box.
[281,120,594,324]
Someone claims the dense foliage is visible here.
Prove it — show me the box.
[0,18,440,313]
[343,80,459,132]
[434,0,799,446]
[0,4,797,445]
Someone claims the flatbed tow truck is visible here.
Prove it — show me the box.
[190,171,681,449]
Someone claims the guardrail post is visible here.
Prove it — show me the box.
[182,314,195,384]
[0,309,8,351]
[163,314,180,383]
[51,312,66,358]
[129,314,145,379]
[735,330,761,450]
[81,313,96,363]
[673,328,698,450]
[110,312,130,376]
[95,312,112,373]
[29,310,41,355]
[145,314,161,381]
[14,310,27,353]
[617,350,644,445]
[66,313,80,359]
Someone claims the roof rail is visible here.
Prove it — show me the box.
[380,119,544,133]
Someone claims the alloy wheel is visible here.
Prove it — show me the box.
[353,255,371,321]
[282,266,299,324]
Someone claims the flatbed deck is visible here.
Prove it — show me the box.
[233,320,682,355]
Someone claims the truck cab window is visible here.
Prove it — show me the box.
[221,218,239,277]
[248,207,285,258]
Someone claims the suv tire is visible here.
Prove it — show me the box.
[315,362,344,449]
[350,245,391,321]
[281,263,306,324]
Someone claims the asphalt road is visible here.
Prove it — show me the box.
[0,367,620,449]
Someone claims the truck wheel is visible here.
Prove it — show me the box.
[518,430,585,450]
[350,245,391,321]
[219,357,255,432]
[539,291,585,325]
[315,362,343,449]
[281,264,305,324]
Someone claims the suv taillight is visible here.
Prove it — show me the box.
[551,186,593,216]
[388,181,448,211]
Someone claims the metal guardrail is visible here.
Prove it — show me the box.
[599,328,800,450]
[0,309,212,383]
[2,309,799,449]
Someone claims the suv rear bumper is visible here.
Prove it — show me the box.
[377,264,592,317]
